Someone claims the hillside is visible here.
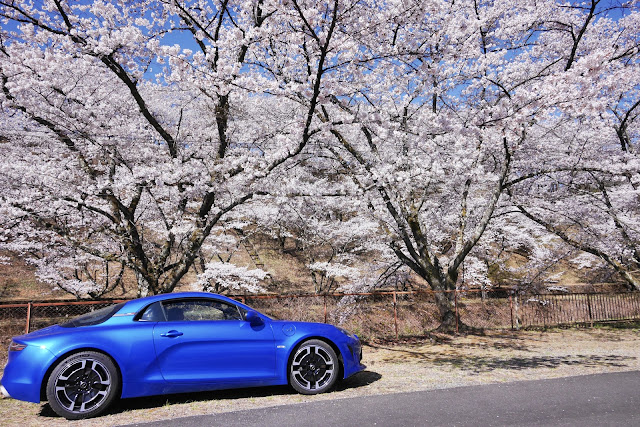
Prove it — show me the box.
[0,233,627,301]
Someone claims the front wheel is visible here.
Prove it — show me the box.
[289,339,339,394]
[46,351,120,420]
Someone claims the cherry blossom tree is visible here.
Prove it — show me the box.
[293,0,554,330]
[0,0,336,296]
[1,0,639,333]
[249,191,380,294]
[194,261,268,293]
[506,0,640,291]
[281,0,639,329]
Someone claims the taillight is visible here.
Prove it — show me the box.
[8,341,27,352]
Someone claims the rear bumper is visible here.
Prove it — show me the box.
[2,344,57,403]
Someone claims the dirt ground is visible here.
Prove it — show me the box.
[1,326,639,427]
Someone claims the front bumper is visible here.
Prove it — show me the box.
[343,336,366,378]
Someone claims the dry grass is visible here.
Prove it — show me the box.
[0,255,60,301]
[1,325,639,427]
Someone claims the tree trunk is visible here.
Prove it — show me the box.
[434,290,458,333]
[135,272,152,297]
[422,272,479,333]
[425,274,460,333]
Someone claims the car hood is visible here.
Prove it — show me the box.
[270,319,325,327]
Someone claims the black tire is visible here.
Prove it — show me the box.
[289,339,339,395]
[45,351,120,420]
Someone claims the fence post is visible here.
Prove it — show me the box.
[587,293,593,326]
[25,302,32,334]
[514,293,520,330]
[323,294,327,323]
[393,291,398,340]
[509,294,514,330]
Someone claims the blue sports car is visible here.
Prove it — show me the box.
[0,292,365,419]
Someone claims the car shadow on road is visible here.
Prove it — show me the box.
[336,370,382,390]
[37,370,382,418]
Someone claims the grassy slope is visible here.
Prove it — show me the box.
[0,233,627,301]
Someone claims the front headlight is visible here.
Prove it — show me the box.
[337,327,356,339]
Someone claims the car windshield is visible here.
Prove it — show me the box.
[59,303,126,328]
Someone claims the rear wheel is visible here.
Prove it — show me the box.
[289,339,339,394]
[46,351,119,420]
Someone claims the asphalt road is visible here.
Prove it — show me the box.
[127,371,640,427]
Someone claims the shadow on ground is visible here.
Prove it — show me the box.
[37,370,382,419]
[375,332,530,352]
[368,333,637,374]
[433,354,636,373]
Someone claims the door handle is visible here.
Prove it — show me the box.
[160,330,183,338]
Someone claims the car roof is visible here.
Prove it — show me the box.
[116,292,246,315]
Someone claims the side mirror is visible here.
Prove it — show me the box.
[245,310,263,324]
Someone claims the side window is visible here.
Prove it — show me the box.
[137,302,166,322]
[162,299,243,321]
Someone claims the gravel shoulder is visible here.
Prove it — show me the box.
[1,326,639,426]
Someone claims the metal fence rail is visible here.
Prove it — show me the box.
[1,291,640,344]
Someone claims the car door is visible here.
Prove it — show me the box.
[152,298,276,383]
